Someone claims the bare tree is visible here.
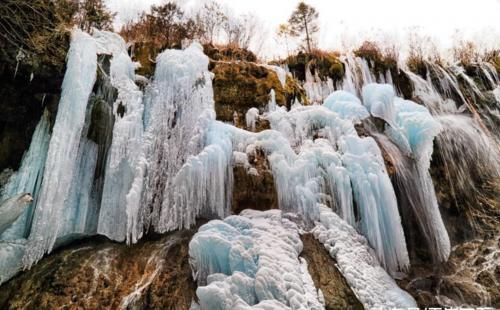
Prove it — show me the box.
[277,23,294,57]
[196,1,227,44]
[224,14,258,49]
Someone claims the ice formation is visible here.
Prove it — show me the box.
[323,90,369,122]
[1,25,498,309]
[97,32,145,243]
[189,210,323,310]
[23,30,98,266]
[264,65,288,88]
[313,206,417,309]
[362,83,397,126]
[245,107,260,131]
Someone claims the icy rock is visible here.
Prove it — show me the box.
[23,30,98,266]
[189,210,323,310]
[313,207,417,309]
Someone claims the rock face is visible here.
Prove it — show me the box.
[300,234,363,310]
[0,0,70,173]
[0,57,64,173]
[398,237,499,308]
[212,61,305,125]
[232,148,278,214]
[0,229,198,310]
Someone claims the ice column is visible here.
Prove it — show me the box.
[23,30,98,266]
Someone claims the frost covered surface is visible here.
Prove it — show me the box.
[313,206,417,309]
[189,210,323,310]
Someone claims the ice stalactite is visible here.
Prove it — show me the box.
[0,110,51,284]
[341,54,391,97]
[96,32,145,244]
[211,101,410,274]
[263,64,288,88]
[189,210,324,310]
[139,43,220,235]
[23,30,98,267]
[0,111,51,240]
[339,134,410,273]
[313,206,417,309]
[303,65,335,104]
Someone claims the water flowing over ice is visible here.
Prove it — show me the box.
[189,210,324,310]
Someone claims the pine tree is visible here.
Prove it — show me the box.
[288,2,318,54]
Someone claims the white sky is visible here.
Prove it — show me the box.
[107,0,500,59]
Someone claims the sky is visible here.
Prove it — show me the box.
[106,0,500,59]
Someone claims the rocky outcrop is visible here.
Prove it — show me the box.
[0,55,65,173]
[300,234,363,310]
[232,148,278,214]
[212,61,305,125]
[398,237,499,308]
[0,229,198,310]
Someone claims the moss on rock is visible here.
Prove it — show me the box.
[282,51,344,83]
[212,61,305,126]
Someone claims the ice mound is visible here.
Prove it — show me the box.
[362,83,396,126]
[323,90,369,122]
[189,210,323,310]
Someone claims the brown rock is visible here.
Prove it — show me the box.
[300,234,363,310]
[232,148,278,214]
[0,229,198,310]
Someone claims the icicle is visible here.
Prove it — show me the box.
[339,135,410,274]
[0,111,51,240]
[23,30,98,266]
[139,42,217,234]
[263,64,287,88]
[267,89,277,112]
[97,32,145,243]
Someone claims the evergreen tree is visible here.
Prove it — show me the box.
[288,2,318,54]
